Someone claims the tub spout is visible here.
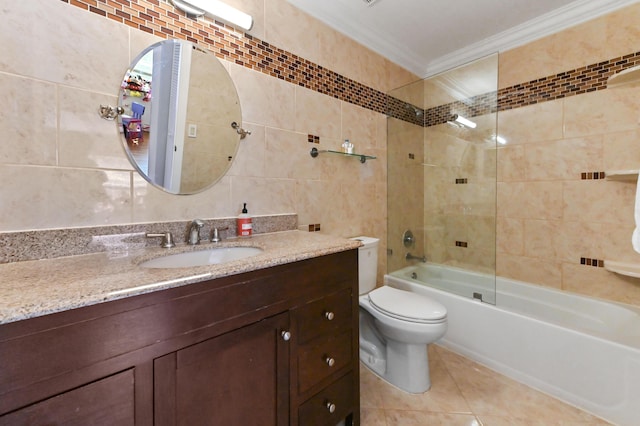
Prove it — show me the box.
[405,252,426,263]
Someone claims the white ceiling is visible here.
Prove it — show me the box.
[286,0,638,78]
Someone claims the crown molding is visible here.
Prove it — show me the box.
[421,0,638,77]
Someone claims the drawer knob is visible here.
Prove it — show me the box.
[325,356,336,367]
[281,330,291,341]
[325,401,336,413]
[324,311,335,321]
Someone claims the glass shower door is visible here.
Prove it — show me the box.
[387,54,498,304]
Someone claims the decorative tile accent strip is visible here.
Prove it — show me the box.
[408,153,415,159]
[0,214,298,264]
[64,0,422,125]
[580,257,604,267]
[65,0,640,128]
[308,134,320,144]
[498,52,640,112]
[581,171,606,180]
[455,241,468,248]
[455,178,468,184]
[307,224,321,232]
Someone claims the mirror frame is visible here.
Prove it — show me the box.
[117,39,242,195]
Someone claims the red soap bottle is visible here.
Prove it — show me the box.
[237,203,252,237]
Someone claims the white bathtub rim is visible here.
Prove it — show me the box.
[386,273,640,426]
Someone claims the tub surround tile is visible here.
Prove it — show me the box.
[497,253,562,290]
[562,264,640,307]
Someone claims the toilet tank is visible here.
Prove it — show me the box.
[351,236,379,295]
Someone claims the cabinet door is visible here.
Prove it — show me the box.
[0,369,134,426]
[155,313,290,426]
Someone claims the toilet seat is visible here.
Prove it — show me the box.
[368,286,447,324]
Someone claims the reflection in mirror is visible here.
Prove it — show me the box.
[118,39,242,194]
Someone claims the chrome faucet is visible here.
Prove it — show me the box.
[211,226,229,243]
[146,232,175,248]
[405,252,426,263]
[188,219,205,245]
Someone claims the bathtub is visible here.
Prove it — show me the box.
[386,263,640,426]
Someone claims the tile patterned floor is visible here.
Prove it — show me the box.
[360,345,612,425]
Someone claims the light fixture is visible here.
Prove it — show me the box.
[171,0,253,31]
[450,114,477,129]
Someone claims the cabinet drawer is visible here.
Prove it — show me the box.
[297,331,352,394]
[298,372,354,426]
[294,288,352,344]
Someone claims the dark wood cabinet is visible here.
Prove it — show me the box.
[0,250,359,425]
[155,313,290,426]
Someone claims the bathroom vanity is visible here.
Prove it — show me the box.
[0,232,360,425]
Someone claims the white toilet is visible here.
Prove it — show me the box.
[353,236,447,394]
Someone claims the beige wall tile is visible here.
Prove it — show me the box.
[264,0,322,65]
[563,87,640,139]
[132,175,233,222]
[496,217,524,255]
[497,181,563,220]
[227,63,296,131]
[497,254,562,289]
[263,128,320,180]
[230,175,297,216]
[603,130,640,172]
[497,100,563,146]
[496,145,525,182]
[563,180,635,225]
[0,74,57,166]
[0,1,128,93]
[58,89,131,170]
[227,123,266,178]
[0,165,132,231]
[524,136,603,181]
[562,264,640,306]
[294,86,342,139]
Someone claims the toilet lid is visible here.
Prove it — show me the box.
[368,286,447,323]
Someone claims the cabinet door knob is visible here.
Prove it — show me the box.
[324,311,335,321]
[281,330,291,341]
[325,356,335,367]
[325,401,336,413]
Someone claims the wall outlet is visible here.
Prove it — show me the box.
[188,124,197,138]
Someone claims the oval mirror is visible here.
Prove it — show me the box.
[118,39,242,194]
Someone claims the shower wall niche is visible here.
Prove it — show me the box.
[387,54,498,301]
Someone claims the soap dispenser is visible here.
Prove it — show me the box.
[237,203,252,237]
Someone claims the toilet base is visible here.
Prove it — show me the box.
[386,340,431,393]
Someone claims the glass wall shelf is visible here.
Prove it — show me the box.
[309,147,376,163]
[605,170,638,181]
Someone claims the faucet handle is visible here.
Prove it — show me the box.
[211,226,229,243]
[146,232,175,248]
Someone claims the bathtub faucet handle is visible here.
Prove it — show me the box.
[405,252,426,263]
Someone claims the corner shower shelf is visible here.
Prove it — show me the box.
[309,147,376,163]
[603,260,640,278]
[605,170,638,181]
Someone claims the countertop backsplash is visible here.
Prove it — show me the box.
[0,214,298,264]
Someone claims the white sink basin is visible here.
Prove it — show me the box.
[140,246,263,268]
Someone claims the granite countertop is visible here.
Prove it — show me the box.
[0,231,361,325]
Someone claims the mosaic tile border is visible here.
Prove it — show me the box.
[63,0,640,128]
[63,0,422,126]
[424,51,640,127]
